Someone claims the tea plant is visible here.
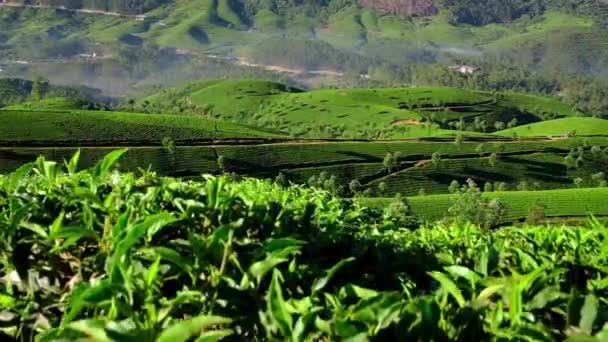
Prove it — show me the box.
[0,150,607,341]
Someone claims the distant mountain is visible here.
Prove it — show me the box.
[1,0,607,106]
[358,0,438,17]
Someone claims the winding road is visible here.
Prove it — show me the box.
[0,2,145,19]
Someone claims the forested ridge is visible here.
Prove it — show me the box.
[5,0,608,25]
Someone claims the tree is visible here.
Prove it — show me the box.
[517,181,528,191]
[447,178,505,229]
[453,134,464,147]
[349,179,362,194]
[378,182,388,196]
[507,118,518,129]
[161,137,176,164]
[455,118,465,131]
[483,182,493,192]
[488,152,498,167]
[382,153,395,173]
[564,154,576,169]
[494,121,506,131]
[383,193,415,227]
[573,177,583,188]
[448,180,460,194]
[418,188,426,196]
[591,172,605,186]
[431,152,442,167]
[526,202,547,225]
[275,172,288,186]
[475,143,485,156]
[575,155,584,168]
[217,155,227,174]
[31,75,44,101]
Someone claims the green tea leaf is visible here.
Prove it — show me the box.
[20,222,48,239]
[429,271,466,307]
[7,162,32,193]
[65,149,81,174]
[93,148,128,178]
[67,320,112,342]
[528,285,563,310]
[49,211,65,240]
[139,247,192,272]
[146,256,162,287]
[156,315,232,342]
[114,213,177,261]
[311,257,355,293]
[340,284,379,300]
[63,281,115,325]
[262,238,306,253]
[267,269,293,336]
[579,295,598,335]
[292,310,320,341]
[444,265,482,286]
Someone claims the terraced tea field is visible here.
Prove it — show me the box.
[0,109,283,143]
[142,79,584,138]
[362,187,608,224]
[2,80,608,225]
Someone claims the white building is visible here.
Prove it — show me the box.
[449,64,480,74]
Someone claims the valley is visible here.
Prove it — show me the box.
[1,1,608,340]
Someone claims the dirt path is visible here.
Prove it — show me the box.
[0,2,146,19]
[392,119,422,126]
[0,135,571,149]
[414,99,497,111]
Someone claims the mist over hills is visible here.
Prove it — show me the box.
[1,0,607,114]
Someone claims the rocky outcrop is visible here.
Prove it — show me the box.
[358,0,438,17]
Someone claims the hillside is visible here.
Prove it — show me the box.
[0,108,283,143]
[2,2,608,340]
[1,0,607,80]
[497,117,608,137]
[0,78,102,107]
[364,187,608,223]
[140,79,584,139]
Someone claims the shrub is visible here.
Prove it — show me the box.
[1,151,607,341]
[447,178,505,229]
[526,202,547,225]
[431,151,442,167]
[448,180,460,193]
[349,179,362,194]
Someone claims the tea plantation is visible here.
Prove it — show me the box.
[2,79,608,340]
[0,152,606,340]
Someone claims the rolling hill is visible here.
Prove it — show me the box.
[1,0,607,80]
[0,108,284,143]
[496,117,608,137]
[141,79,584,138]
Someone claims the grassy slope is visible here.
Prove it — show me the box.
[3,137,608,195]
[363,151,608,196]
[144,79,584,138]
[497,117,608,137]
[2,3,603,66]
[361,187,608,223]
[2,97,88,111]
[0,109,283,142]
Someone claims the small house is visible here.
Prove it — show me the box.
[449,64,480,75]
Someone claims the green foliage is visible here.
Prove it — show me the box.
[526,202,547,225]
[1,151,608,340]
[161,136,176,156]
[447,179,506,229]
[0,109,282,143]
[30,75,44,101]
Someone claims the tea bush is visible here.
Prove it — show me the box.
[0,150,607,341]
